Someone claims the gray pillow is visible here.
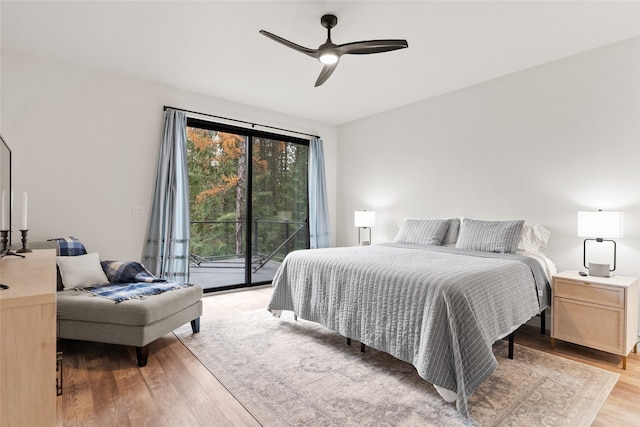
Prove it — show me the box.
[455,219,524,254]
[393,218,451,246]
[443,217,460,246]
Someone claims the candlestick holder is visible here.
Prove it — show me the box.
[16,229,32,253]
[1,230,8,252]
[0,230,23,258]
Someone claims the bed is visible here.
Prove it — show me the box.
[267,218,555,416]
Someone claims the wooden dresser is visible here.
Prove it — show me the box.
[551,270,639,369]
[0,249,57,426]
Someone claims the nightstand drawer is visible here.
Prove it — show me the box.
[553,298,625,355]
[553,278,624,308]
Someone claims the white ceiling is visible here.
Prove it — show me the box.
[1,1,639,125]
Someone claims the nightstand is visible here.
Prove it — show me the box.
[551,271,638,369]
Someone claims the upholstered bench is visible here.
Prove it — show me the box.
[27,240,202,367]
[57,283,202,366]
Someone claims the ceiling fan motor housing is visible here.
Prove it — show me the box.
[321,14,338,29]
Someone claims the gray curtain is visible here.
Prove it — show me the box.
[309,138,331,248]
[142,109,190,281]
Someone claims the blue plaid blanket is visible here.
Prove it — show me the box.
[101,261,165,283]
[49,236,87,256]
[81,281,192,303]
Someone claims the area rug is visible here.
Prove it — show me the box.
[175,310,618,426]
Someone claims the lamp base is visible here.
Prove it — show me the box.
[357,227,372,246]
[588,263,612,277]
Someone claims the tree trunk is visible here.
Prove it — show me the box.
[235,139,246,256]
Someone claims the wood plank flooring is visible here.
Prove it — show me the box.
[57,286,640,426]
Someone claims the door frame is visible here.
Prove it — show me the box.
[187,118,310,291]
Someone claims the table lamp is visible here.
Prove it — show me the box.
[354,210,375,245]
[577,210,623,277]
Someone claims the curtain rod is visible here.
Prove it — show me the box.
[163,106,320,139]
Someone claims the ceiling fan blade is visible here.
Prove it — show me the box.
[339,39,408,55]
[259,30,318,59]
[314,62,339,87]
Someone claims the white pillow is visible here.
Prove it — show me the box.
[518,222,551,254]
[56,252,110,290]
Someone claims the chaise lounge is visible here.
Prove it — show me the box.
[33,240,202,367]
[56,283,202,366]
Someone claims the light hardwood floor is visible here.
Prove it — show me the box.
[57,286,640,426]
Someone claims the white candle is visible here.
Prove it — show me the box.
[1,191,6,230]
[21,191,28,230]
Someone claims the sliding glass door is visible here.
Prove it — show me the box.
[250,136,309,285]
[186,119,309,292]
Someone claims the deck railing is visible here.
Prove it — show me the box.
[189,218,308,271]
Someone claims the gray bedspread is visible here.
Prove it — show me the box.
[267,243,549,416]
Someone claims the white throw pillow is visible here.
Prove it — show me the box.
[518,222,551,254]
[56,252,110,290]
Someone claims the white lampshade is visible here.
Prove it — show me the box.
[354,211,376,228]
[577,211,624,238]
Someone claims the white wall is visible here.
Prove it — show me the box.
[2,37,638,278]
[0,49,338,261]
[337,37,640,279]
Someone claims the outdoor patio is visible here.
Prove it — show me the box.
[188,257,281,292]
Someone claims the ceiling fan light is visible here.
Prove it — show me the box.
[319,51,339,65]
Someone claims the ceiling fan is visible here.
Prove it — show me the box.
[259,14,408,87]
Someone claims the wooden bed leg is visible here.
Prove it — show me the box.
[508,333,514,359]
[346,337,351,346]
[360,343,365,353]
[136,346,149,367]
[540,309,546,334]
[190,318,200,333]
